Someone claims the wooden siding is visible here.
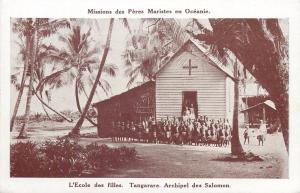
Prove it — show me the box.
[156,43,227,120]
[94,81,155,137]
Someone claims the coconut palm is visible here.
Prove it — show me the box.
[188,19,289,152]
[124,18,188,88]
[70,19,115,136]
[11,18,70,137]
[10,18,69,134]
[69,18,138,136]
[10,31,31,132]
[42,25,118,126]
[12,39,74,122]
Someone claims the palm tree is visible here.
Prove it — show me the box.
[231,58,244,155]
[17,19,38,138]
[70,18,115,136]
[189,19,289,152]
[10,27,31,132]
[42,25,117,126]
[11,18,70,134]
[124,18,188,88]
[12,40,74,122]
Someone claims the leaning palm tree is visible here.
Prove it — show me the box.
[42,25,118,126]
[70,18,115,136]
[10,30,31,132]
[69,18,137,136]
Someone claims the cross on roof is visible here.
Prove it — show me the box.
[183,59,198,75]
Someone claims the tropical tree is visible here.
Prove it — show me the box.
[70,18,115,136]
[10,27,31,132]
[42,25,117,126]
[10,18,70,134]
[16,19,38,138]
[188,19,289,152]
[11,40,74,122]
[124,18,188,88]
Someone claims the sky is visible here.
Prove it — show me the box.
[10,18,288,115]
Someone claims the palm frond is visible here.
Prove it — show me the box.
[126,72,139,89]
[103,63,118,77]
[120,18,132,34]
[98,78,112,96]
[38,19,70,37]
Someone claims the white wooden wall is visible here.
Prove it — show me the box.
[155,43,229,121]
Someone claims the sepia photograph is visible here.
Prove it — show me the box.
[9,18,289,179]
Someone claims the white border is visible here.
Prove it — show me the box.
[1,0,300,193]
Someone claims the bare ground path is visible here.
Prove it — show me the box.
[11,122,288,178]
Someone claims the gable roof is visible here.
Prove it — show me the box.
[155,38,235,79]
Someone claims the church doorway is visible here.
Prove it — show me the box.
[182,91,198,119]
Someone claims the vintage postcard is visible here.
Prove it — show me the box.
[0,0,300,193]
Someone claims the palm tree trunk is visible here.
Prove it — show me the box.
[40,96,53,120]
[10,35,31,132]
[75,78,97,126]
[33,90,73,122]
[202,19,289,152]
[70,18,114,136]
[17,27,38,138]
[231,59,244,155]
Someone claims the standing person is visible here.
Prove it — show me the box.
[181,121,188,145]
[137,121,143,143]
[187,119,193,145]
[218,124,225,147]
[151,118,158,144]
[193,121,200,145]
[183,106,191,122]
[189,104,196,120]
[130,121,136,142]
[259,120,267,141]
[120,122,126,142]
[257,128,264,146]
[110,121,116,142]
[243,125,250,145]
[125,121,130,142]
[166,120,172,144]
[142,119,149,143]
[115,121,121,142]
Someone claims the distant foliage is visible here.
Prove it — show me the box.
[10,139,137,177]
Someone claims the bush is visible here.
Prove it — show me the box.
[84,143,137,175]
[40,139,86,177]
[11,141,43,177]
[10,139,137,177]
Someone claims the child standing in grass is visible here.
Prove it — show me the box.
[243,125,250,145]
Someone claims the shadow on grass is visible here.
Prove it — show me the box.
[212,152,264,162]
